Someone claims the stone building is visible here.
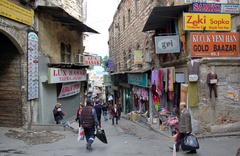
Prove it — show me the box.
[0,0,97,127]
[0,0,35,127]
[34,0,98,124]
[109,0,240,133]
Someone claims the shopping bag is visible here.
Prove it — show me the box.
[95,129,108,144]
[77,127,84,142]
[172,144,176,156]
[181,133,199,151]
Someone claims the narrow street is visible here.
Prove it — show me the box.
[0,117,239,156]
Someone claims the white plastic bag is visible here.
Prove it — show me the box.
[172,144,176,156]
[77,127,84,142]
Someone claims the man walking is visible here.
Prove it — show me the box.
[80,100,99,150]
[94,99,102,128]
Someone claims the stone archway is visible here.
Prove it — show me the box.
[0,32,23,127]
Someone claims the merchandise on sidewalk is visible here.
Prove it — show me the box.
[181,133,199,151]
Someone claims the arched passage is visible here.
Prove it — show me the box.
[0,32,23,127]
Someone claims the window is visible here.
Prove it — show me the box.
[60,42,71,63]
[123,16,125,30]
[128,9,131,23]
[135,0,139,14]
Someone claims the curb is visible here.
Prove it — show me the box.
[121,115,240,139]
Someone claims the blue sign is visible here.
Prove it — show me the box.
[128,73,148,88]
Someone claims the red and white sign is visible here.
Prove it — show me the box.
[58,83,80,98]
[83,55,101,66]
[48,68,87,83]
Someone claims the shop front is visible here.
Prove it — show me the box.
[39,65,87,124]
[127,73,150,121]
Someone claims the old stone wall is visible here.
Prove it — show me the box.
[38,0,85,22]
[37,12,83,63]
[0,17,29,127]
[195,59,240,133]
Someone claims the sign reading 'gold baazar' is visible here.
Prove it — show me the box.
[0,0,33,26]
[183,13,231,31]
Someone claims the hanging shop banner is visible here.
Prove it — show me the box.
[134,50,143,65]
[0,0,34,26]
[58,82,80,98]
[155,35,180,54]
[183,13,231,31]
[185,0,227,3]
[192,3,221,13]
[83,55,101,66]
[128,73,148,88]
[27,31,39,100]
[48,68,87,83]
[193,3,240,14]
[175,0,239,5]
[221,4,240,14]
[191,32,239,57]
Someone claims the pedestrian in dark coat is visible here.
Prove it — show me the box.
[175,102,196,154]
[94,100,102,128]
[53,103,65,124]
[111,104,119,125]
[80,100,99,151]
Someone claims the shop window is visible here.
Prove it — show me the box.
[60,42,71,63]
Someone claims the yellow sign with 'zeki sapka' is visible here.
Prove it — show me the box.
[0,0,34,26]
[183,13,231,31]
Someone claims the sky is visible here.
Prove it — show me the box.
[84,0,120,58]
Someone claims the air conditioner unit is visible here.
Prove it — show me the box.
[145,53,152,63]
[76,54,83,64]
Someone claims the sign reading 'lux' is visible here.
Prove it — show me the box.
[48,68,87,84]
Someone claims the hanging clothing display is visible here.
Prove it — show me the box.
[163,68,168,92]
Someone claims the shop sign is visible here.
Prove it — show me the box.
[103,75,111,86]
[134,50,143,65]
[58,82,80,98]
[193,3,240,14]
[83,55,101,66]
[27,31,39,100]
[128,73,148,88]
[221,4,240,14]
[155,35,180,54]
[183,13,231,31]
[190,32,239,57]
[48,68,87,83]
[0,0,33,26]
[185,0,228,3]
[192,3,221,13]
[175,0,239,5]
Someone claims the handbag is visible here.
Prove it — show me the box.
[77,127,84,142]
[181,133,199,151]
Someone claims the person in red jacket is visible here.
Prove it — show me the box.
[75,104,84,127]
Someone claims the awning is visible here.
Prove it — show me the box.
[48,63,89,69]
[110,67,151,75]
[143,5,189,32]
[36,6,99,34]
